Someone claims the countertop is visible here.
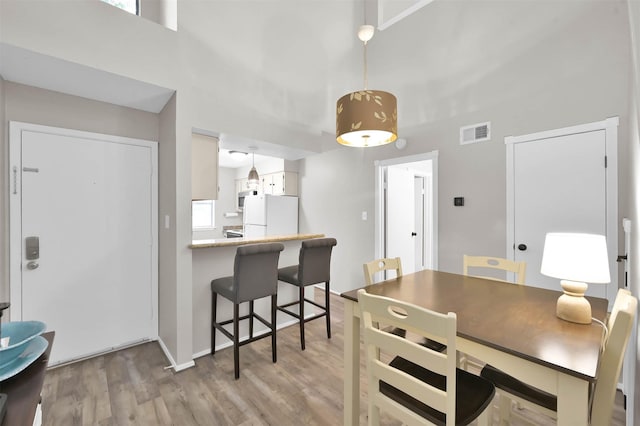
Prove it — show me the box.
[190,233,325,249]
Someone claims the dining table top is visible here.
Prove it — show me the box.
[341,268,609,382]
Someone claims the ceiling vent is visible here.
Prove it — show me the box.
[460,122,491,145]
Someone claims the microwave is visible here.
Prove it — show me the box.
[238,190,257,211]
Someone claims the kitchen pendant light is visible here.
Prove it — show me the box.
[247,152,259,187]
[336,24,397,147]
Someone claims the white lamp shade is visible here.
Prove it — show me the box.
[540,232,611,284]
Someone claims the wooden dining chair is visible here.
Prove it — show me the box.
[460,255,527,371]
[363,257,403,286]
[481,288,637,425]
[463,255,527,285]
[363,258,446,352]
[357,289,495,426]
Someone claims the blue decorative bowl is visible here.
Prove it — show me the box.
[0,321,46,369]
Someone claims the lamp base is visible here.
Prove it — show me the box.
[556,280,592,324]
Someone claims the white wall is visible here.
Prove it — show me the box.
[210,167,243,240]
[626,0,640,422]
[0,76,6,305]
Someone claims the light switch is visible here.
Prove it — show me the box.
[164,215,171,229]
[362,211,368,221]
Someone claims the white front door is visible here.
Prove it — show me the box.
[507,118,618,300]
[9,122,158,365]
[386,166,416,274]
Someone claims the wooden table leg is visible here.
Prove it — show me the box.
[556,373,589,425]
[344,300,360,426]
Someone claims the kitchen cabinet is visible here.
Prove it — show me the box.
[235,171,298,210]
[261,171,298,195]
[192,134,219,200]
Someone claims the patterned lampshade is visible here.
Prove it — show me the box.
[336,90,398,147]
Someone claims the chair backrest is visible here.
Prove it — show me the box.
[363,257,403,286]
[233,243,284,303]
[357,289,457,425]
[463,255,527,285]
[298,238,337,286]
[590,290,637,425]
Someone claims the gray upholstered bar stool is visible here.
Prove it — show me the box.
[211,242,284,379]
[277,238,337,350]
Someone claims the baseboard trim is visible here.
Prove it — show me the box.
[158,337,196,372]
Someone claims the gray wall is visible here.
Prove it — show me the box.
[299,1,631,295]
[158,93,178,363]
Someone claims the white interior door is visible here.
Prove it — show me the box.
[386,166,415,274]
[509,120,617,300]
[414,176,424,271]
[9,122,158,365]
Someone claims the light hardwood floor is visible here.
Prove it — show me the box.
[41,290,626,425]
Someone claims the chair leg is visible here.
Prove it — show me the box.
[325,280,331,339]
[233,303,240,380]
[211,291,217,356]
[271,294,277,363]
[249,300,254,339]
[299,286,306,351]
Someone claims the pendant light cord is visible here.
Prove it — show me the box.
[363,41,368,90]
[364,0,368,90]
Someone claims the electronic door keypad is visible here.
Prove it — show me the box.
[25,236,39,260]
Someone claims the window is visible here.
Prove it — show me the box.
[101,0,139,15]
[192,200,215,229]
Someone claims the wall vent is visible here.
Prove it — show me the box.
[460,122,491,145]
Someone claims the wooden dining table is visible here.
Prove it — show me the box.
[340,269,609,426]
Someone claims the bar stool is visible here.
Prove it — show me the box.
[211,242,284,379]
[277,238,337,350]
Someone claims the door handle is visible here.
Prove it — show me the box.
[411,232,417,237]
[517,244,527,251]
[26,261,39,270]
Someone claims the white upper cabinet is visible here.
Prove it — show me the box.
[261,171,298,195]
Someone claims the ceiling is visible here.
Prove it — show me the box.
[0,0,601,159]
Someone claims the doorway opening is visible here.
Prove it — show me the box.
[375,151,438,276]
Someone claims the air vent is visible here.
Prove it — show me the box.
[460,122,491,145]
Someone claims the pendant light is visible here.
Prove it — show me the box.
[247,150,259,187]
[336,23,397,147]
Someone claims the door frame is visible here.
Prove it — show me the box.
[9,121,159,329]
[505,117,618,302]
[375,150,439,270]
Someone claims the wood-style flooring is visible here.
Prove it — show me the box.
[41,290,626,425]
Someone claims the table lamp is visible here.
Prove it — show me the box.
[540,232,610,324]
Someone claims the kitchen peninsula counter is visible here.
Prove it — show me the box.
[190,233,325,249]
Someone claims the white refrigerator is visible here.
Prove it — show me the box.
[243,194,299,239]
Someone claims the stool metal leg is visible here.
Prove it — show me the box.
[233,303,240,380]
[325,281,331,339]
[271,294,277,363]
[299,286,306,350]
[249,300,254,339]
[211,292,217,355]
